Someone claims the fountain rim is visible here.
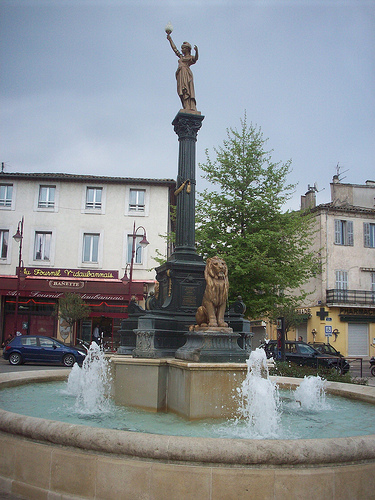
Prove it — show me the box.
[0,369,375,467]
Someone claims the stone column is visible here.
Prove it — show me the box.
[172,111,204,261]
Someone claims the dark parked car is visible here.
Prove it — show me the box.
[3,335,86,367]
[260,340,350,374]
[308,342,344,357]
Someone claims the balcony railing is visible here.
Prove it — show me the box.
[326,289,375,306]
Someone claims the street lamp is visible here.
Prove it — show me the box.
[121,222,149,302]
[13,217,24,335]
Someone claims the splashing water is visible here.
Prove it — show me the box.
[294,375,328,411]
[236,348,281,438]
[65,342,112,415]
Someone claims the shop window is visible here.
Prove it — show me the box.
[83,233,99,263]
[38,185,55,208]
[0,184,12,207]
[34,232,52,261]
[129,189,145,212]
[0,229,9,259]
[86,187,102,210]
[334,219,353,246]
[364,222,375,248]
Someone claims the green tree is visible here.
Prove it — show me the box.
[195,115,320,319]
[54,293,91,341]
[268,302,311,339]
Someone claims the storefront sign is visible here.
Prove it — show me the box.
[80,293,126,301]
[48,280,85,289]
[296,308,311,315]
[340,308,375,317]
[6,290,64,299]
[19,267,119,279]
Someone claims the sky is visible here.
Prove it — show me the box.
[1,0,374,210]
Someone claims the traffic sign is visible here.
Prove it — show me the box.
[325,325,332,337]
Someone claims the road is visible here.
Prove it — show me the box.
[0,356,70,373]
[0,352,374,382]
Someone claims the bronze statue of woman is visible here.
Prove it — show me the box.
[166,32,199,112]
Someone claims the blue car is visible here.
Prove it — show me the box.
[3,335,86,367]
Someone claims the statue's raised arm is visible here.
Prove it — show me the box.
[167,34,181,58]
[165,24,199,112]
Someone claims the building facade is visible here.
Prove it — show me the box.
[0,172,175,348]
[292,177,375,357]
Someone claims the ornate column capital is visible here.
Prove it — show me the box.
[172,112,204,141]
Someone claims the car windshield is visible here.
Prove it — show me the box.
[325,345,338,355]
[296,344,317,355]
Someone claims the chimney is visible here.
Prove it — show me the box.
[301,185,316,209]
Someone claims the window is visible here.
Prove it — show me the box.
[21,337,37,346]
[39,337,56,347]
[335,270,348,301]
[83,233,99,263]
[38,185,55,208]
[334,219,353,246]
[364,223,375,248]
[127,235,143,264]
[129,189,145,212]
[34,232,52,261]
[0,184,13,207]
[0,230,9,259]
[86,187,102,210]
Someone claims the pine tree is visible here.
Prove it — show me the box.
[196,115,320,318]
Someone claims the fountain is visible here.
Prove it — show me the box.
[65,342,112,415]
[1,347,375,498]
[1,28,375,500]
[236,348,281,438]
[4,347,374,442]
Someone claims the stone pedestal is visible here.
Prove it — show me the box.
[175,327,248,363]
[111,356,248,419]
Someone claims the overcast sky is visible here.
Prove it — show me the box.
[1,0,374,209]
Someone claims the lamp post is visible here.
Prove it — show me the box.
[122,222,149,302]
[13,217,24,336]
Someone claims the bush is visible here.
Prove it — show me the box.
[269,361,367,385]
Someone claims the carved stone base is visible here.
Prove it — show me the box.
[174,327,248,363]
[132,314,187,358]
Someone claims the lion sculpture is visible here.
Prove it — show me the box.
[195,256,229,328]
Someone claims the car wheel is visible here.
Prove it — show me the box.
[9,352,22,365]
[63,354,75,367]
[371,365,375,377]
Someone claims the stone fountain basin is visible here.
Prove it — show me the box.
[0,368,375,499]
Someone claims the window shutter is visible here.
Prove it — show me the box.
[364,222,370,247]
[347,221,354,246]
[334,220,341,244]
[342,271,348,290]
[336,270,348,290]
